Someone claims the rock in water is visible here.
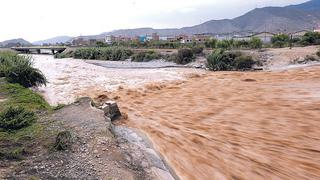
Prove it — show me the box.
[55,131,72,151]
[101,101,122,121]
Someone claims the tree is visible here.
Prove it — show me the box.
[271,34,289,48]
[204,39,217,48]
[249,37,262,49]
[301,32,320,45]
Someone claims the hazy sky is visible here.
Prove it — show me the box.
[0,0,308,42]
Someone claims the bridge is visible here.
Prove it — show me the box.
[11,47,67,54]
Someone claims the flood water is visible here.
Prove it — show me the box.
[33,54,320,179]
[110,66,320,179]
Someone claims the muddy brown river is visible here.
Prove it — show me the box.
[33,55,320,179]
[110,66,320,180]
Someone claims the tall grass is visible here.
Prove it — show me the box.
[0,51,47,88]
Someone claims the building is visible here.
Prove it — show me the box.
[72,37,88,46]
[193,34,211,43]
[252,32,275,43]
[105,35,116,44]
[152,33,160,41]
[180,36,193,44]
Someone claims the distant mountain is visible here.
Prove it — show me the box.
[288,0,320,11]
[80,0,320,39]
[33,36,73,45]
[0,38,32,48]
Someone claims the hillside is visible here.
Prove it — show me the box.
[33,36,73,45]
[97,0,320,37]
[0,38,32,48]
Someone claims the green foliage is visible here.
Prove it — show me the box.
[176,48,194,64]
[0,106,36,131]
[95,41,107,47]
[0,83,50,112]
[206,49,255,71]
[234,56,256,70]
[204,39,217,48]
[191,46,204,54]
[271,34,289,48]
[234,40,250,49]
[131,51,161,62]
[54,131,72,151]
[301,32,320,45]
[74,47,133,61]
[54,50,74,59]
[249,37,263,49]
[216,40,234,49]
[0,51,47,88]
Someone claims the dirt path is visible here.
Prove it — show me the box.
[103,65,320,179]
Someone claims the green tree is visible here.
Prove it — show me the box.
[249,37,262,49]
[301,32,320,45]
[204,39,217,48]
[271,34,289,48]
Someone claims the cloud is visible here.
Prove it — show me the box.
[0,0,308,41]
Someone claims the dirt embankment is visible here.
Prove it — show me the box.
[104,65,320,179]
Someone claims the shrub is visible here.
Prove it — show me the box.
[131,51,161,62]
[234,40,250,49]
[74,47,133,61]
[233,56,256,70]
[176,48,194,64]
[54,131,72,151]
[272,34,289,48]
[0,106,36,131]
[191,46,204,55]
[249,37,262,49]
[54,50,74,59]
[0,51,47,88]
[204,39,217,48]
[216,40,234,49]
[206,49,254,71]
[300,32,320,45]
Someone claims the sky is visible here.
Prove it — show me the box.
[0,0,308,42]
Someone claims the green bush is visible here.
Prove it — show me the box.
[0,106,36,131]
[54,131,72,151]
[131,51,161,62]
[74,47,133,61]
[206,49,254,71]
[300,32,320,45]
[216,40,234,49]
[204,39,217,48]
[191,46,204,55]
[54,50,74,59]
[272,34,289,48]
[234,56,256,70]
[249,37,262,49]
[176,48,194,64]
[0,51,47,88]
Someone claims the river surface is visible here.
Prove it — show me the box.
[32,55,320,179]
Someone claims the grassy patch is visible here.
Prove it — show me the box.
[0,79,51,161]
[0,82,50,112]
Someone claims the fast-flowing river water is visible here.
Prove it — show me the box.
[33,54,320,179]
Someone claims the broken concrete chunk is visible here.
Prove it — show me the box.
[101,101,122,121]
